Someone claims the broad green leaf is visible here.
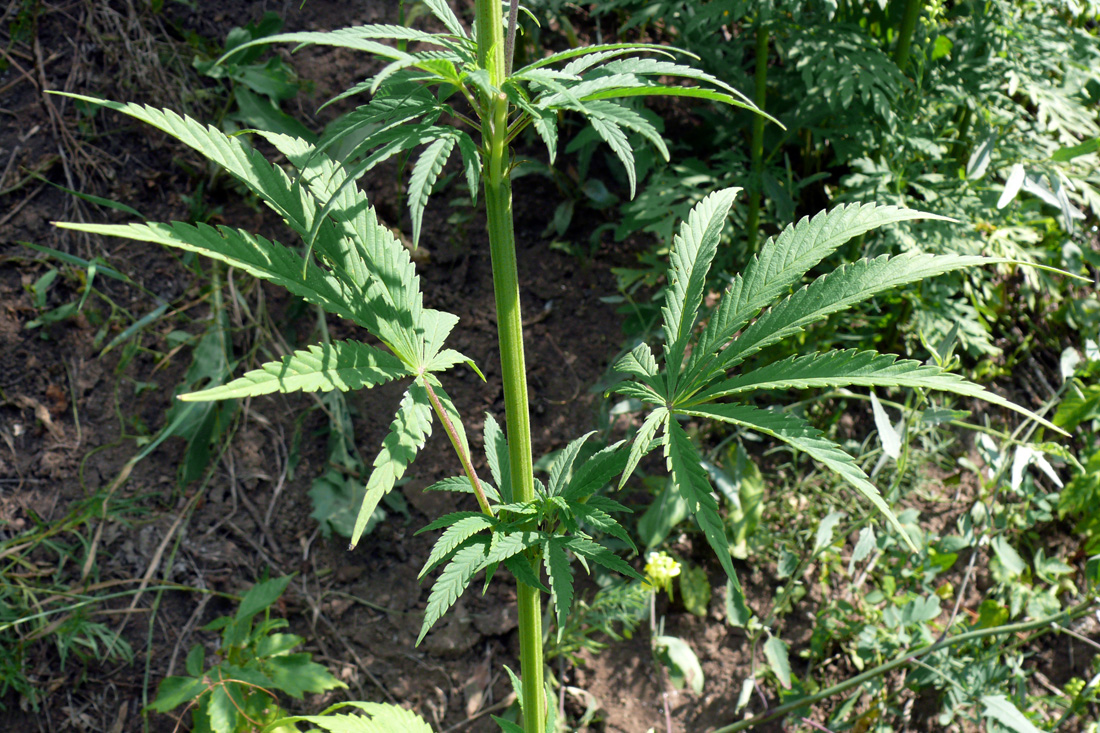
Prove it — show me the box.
[666,418,742,582]
[181,340,406,401]
[654,635,704,694]
[544,538,574,637]
[419,540,488,644]
[351,384,434,548]
[148,676,206,712]
[678,403,915,551]
[207,684,239,732]
[408,134,457,248]
[419,514,496,578]
[265,653,346,697]
[662,188,740,394]
[679,564,711,616]
[236,575,293,622]
[814,511,846,552]
[686,203,946,384]
[763,636,792,689]
[980,696,1045,733]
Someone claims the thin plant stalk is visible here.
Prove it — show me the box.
[744,10,769,254]
[475,0,546,728]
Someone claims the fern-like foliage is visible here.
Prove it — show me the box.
[613,189,1065,594]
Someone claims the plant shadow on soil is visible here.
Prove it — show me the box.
[1,2,1096,733]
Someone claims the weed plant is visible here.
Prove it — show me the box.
[54,0,1094,731]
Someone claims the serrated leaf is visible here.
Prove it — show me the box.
[409,134,457,249]
[148,676,206,712]
[666,418,742,582]
[423,475,501,502]
[282,701,434,733]
[419,541,488,644]
[517,43,684,74]
[588,116,637,198]
[504,553,550,593]
[421,0,467,38]
[763,636,792,689]
[484,413,513,503]
[351,384,434,548]
[662,188,740,393]
[181,340,406,401]
[236,575,293,622]
[561,537,644,581]
[544,539,574,638]
[614,342,659,379]
[265,653,346,697]
[618,407,666,489]
[686,203,947,385]
[571,502,636,551]
[584,100,669,162]
[419,514,496,578]
[548,432,595,496]
[678,403,916,552]
[564,440,628,500]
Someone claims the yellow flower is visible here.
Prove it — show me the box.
[644,551,681,597]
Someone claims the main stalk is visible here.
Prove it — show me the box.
[476,1,546,729]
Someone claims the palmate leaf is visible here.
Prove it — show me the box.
[686,203,949,385]
[564,440,629,500]
[180,340,407,401]
[661,188,740,394]
[351,383,434,548]
[678,402,915,550]
[617,407,666,490]
[583,100,670,163]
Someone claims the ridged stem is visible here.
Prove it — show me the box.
[744,14,769,254]
[476,0,545,728]
[893,0,924,70]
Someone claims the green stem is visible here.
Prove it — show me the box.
[712,598,1098,732]
[476,0,545,728]
[745,14,768,254]
[893,0,924,70]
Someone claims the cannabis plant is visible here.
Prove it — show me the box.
[55,0,1063,730]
